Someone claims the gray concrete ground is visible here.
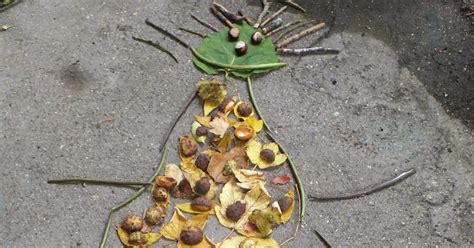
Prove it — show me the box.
[0,0,472,247]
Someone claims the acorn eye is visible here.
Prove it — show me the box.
[251,31,263,45]
[235,41,247,56]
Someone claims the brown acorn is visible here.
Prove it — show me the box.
[226,201,246,221]
[195,153,211,172]
[180,227,204,245]
[228,27,240,40]
[155,176,177,191]
[144,206,166,226]
[179,135,198,157]
[218,96,237,113]
[176,178,193,197]
[260,149,275,163]
[235,41,247,56]
[121,215,144,233]
[195,126,208,137]
[251,31,263,45]
[129,231,147,244]
[194,177,211,195]
[191,196,213,212]
[278,196,293,212]
[152,186,168,202]
[234,125,254,141]
[236,101,253,117]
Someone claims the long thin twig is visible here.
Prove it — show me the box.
[277,47,340,56]
[266,20,301,37]
[145,19,190,49]
[132,36,179,63]
[314,229,332,248]
[246,77,306,220]
[238,10,254,25]
[276,22,326,48]
[274,20,312,42]
[47,178,151,186]
[158,90,198,152]
[212,2,244,24]
[309,168,416,201]
[99,147,169,248]
[210,6,234,28]
[278,0,306,13]
[179,27,206,38]
[255,0,271,28]
[0,0,20,13]
[262,18,283,34]
[190,13,218,32]
[261,6,287,27]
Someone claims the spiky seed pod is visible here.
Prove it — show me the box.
[144,206,166,226]
[179,135,198,157]
[129,231,147,244]
[152,186,168,202]
[121,215,144,233]
[196,79,227,102]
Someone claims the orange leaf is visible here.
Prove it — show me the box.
[271,174,291,185]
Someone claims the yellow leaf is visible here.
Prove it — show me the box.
[165,163,184,185]
[186,213,209,230]
[160,209,187,240]
[246,139,287,169]
[116,226,162,248]
[176,202,216,215]
[217,235,280,248]
[204,99,220,116]
[273,189,295,224]
[217,132,233,153]
[233,116,263,133]
[215,179,246,229]
[181,161,218,199]
[209,117,229,138]
[233,168,265,190]
[195,115,212,128]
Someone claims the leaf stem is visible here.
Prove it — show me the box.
[246,77,306,220]
[98,147,169,248]
[246,77,274,134]
[47,178,151,186]
[191,48,286,71]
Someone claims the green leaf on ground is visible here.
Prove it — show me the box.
[192,22,285,78]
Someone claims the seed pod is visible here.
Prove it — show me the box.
[155,176,177,191]
[278,196,293,212]
[176,178,193,197]
[194,177,211,195]
[179,135,198,157]
[191,196,213,212]
[129,231,147,244]
[195,126,208,137]
[236,101,253,117]
[144,206,166,226]
[152,186,168,202]
[235,41,247,56]
[251,31,263,45]
[234,125,254,141]
[121,215,144,233]
[226,201,246,221]
[260,149,275,163]
[180,227,204,245]
[195,153,211,172]
[218,96,237,113]
[228,27,240,40]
